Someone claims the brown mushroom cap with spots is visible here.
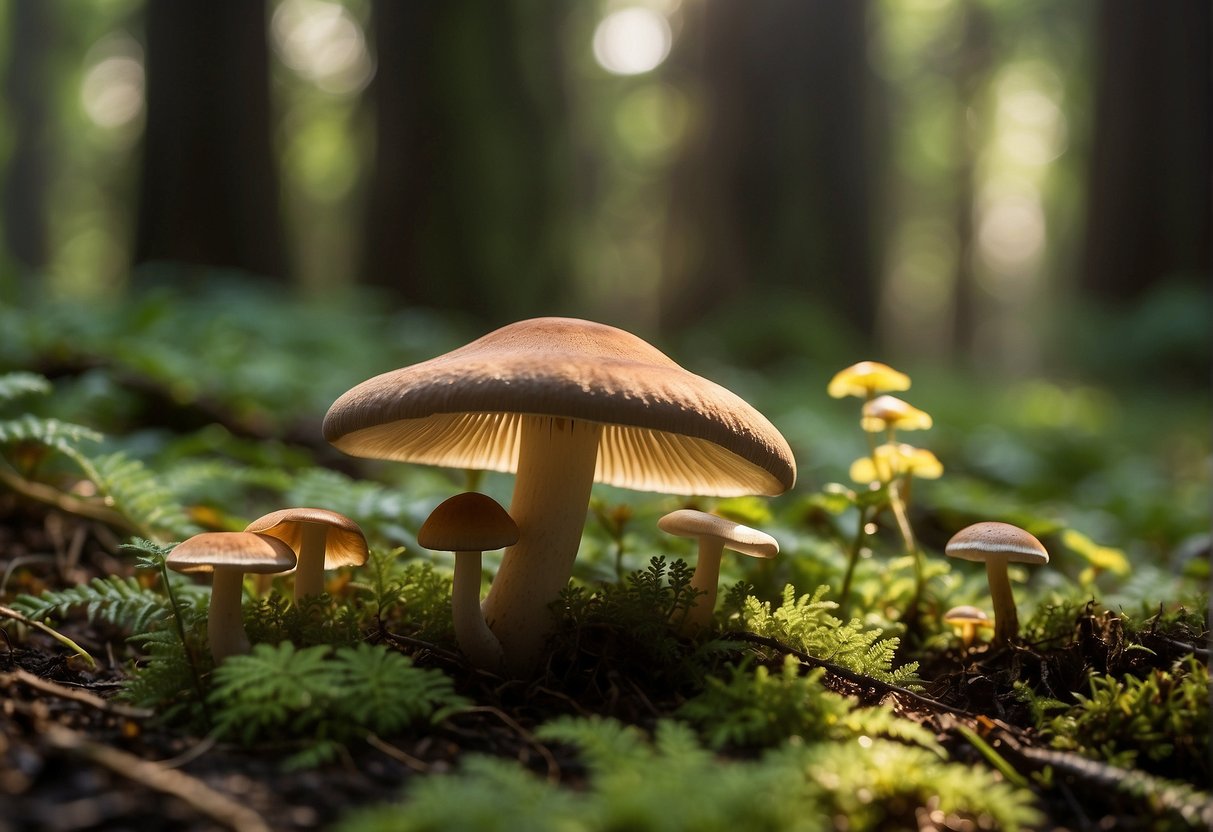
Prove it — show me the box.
[657,509,778,634]
[244,508,369,601]
[324,316,797,674]
[167,532,297,663]
[945,522,1048,647]
[418,492,519,673]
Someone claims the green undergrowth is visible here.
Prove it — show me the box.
[2,283,1210,830]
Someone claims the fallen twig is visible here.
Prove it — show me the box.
[0,669,151,720]
[719,630,980,718]
[0,603,96,667]
[42,723,271,832]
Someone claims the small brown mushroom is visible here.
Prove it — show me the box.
[943,604,993,648]
[166,532,297,663]
[244,508,369,601]
[657,509,778,634]
[945,522,1048,647]
[418,493,518,673]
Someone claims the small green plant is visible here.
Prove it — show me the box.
[678,654,940,752]
[1039,656,1210,781]
[739,584,920,687]
[209,641,468,767]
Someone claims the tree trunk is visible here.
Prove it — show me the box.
[661,0,880,342]
[2,0,52,294]
[135,0,287,281]
[1080,0,1211,302]
[363,0,574,324]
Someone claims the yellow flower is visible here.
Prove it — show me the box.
[860,395,933,433]
[827,361,911,399]
[849,443,943,484]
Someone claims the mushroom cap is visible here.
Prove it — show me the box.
[943,604,992,626]
[166,532,298,575]
[827,361,910,399]
[323,317,796,497]
[418,492,519,552]
[860,395,933,432]
[945,522,1049,565]
[244,507,369,568]
[657,509,779,559]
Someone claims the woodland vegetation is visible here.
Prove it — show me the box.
[0,1,1209,831]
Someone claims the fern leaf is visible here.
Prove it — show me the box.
[0,414,102,454]
[0,372,51,402]
[11,575,171,631]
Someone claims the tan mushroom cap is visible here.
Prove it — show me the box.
[943,604,992,626]
[419,493,520,552]
[166,532,298,574]
[322,317,796,497]
[244,507,369,568]
[657,509,779,559]
[945,522,1049,565]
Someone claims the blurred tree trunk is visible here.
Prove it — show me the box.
[661,0,880,340]
[364,0,574,324]
[134,0,287,280]
[1081,0,1211,301]
[2,0,51,292]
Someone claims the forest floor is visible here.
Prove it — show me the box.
[1,497,1210,832]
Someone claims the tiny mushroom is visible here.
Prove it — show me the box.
[417,492,519,673]
[244,508,369,601]
[945,522,1049,647]
[166,532,297,663]
[860,395,933,434]
[943,604,993,648]
[827,361,911,400]
[657,508,779,634]
[849,442,943,485]
[324,317,795,674]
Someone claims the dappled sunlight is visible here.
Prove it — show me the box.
[271,0,373,96]
[592,6,674,76]
[80,34,145,133]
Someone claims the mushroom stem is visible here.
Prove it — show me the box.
[208,569,251,663]
[985,560,1019,646]
[292,522,330,601]
[452,551,505,672]
[481,416,602,675]
[681,540,725,633]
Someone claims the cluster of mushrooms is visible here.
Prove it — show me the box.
[167,317,1049,674]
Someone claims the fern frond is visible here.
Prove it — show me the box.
[11,575,171,631]
[0,413,102,455]
[88,451,198,541]
[741,584,919,686]
[0,372,51,402]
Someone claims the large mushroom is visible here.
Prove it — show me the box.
[323,316,796,674]
[244,507,369,601]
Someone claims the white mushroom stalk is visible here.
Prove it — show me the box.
[451,550,506,672]
[481,417,602,674]
[207,569,251,662]
[293,522,330,600]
